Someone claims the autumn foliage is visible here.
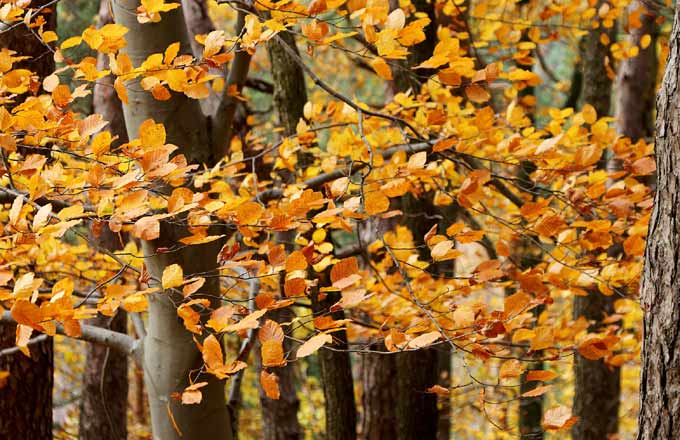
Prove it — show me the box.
[0,0,663,438]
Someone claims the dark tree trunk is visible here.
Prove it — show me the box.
[0,2,56,438]
[637,3,680,439]
[78,4,130,438]
[311,285,357,440]
[572,8,621,439]
[78,311,129,440]
[359,343,398,440]
[252,30,307,440]
[395,349,439,440]
[617,1,658,142]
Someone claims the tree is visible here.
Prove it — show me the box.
[0,0,656,439]
[637,2,680,438]
[0,1,56,438]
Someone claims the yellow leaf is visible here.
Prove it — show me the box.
[296,333,333,358]
[260,371,280,400]
[370,57,393,80]
[162,264,184,289]
[543,405,578,431]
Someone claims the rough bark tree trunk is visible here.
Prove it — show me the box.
[79,311,129,440]
[637,3,680,439]
[617,1,657,142]
[359,343,398,440]
[0,2,57,438]
[111,2,233,439]
[395,348,439,440]
[252,30,307,440]
[572,12,620,439]
[311,278,358,440]
[79,3,130,438]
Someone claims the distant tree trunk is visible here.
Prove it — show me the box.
[0,2,56,438]
[253,30,306,440]
[617,1,657,141]
[572,11,620,439]
[79,3,129,438]
[311,278,358,440]
[360,343,398,440]
[637,3,680,439]
[79,311,129,440]
[396,349,439,440]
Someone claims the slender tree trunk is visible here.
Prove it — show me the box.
[572,12,620,439]
[79,3,130,438]
[79,311,129,440]
[311,278,358,440]
[617,1,657,142]
[0,2,56,438]
[252,30,307,440]
[360,343,398,440]
[637,3,680,438]
[111,2,233,439]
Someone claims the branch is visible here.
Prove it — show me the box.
[0,334,48,358]
[1,311,142,360]
[0,186,95,212]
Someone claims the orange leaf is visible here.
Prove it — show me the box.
[543,405,578,431]
[260,371,280,400]
[521,384,552,397]
[525,370,559,382]
[296,333,333,358]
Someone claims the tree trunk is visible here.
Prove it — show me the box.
[111,2,232,439]
[253,31,307,440]
[637,3,680,438]
[617,1,657,142]
[79,311,129,440]
[396,349,439,440]
[311,283,357,440]
[79,4,130,438]
[0,2,56,438]
[359,343,398,440]
[572,9,620,440]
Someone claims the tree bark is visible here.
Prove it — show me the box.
[0,2,56,438]
[395,349,439,440]
[571,9,620,440]
[79,4,130,438]
[617,1,657,142]
[359,343,398,440]
[253,31,307,440]
[111,2,233,439]
[79,311,129,440]
[637,3,680,438]
[311,282,358,440]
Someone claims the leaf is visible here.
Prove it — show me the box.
[499,359,523,379]
[181,382,208,405]
[543,405,578,431]
[260,371,280,400]
[296,333,333,358]
[162,264,184,289]
[530,326,554,351]
[426,384,450,396]
[285,251,308,272]
[406,331,441,349]
[261,340,286,367]
[370,57,393,80]
[465,85,490,103]
[365,191,390,215]
[521,384,552,397]
[525,370,559,382]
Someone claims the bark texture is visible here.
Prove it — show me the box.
[395,349,439,440]
[637,4,680,438]
[572,9,620,439]
[111,2,233,439]
[79,311,129,440]
[254,32,307,440]
[359,344,398,440]
[617,1,658,141]
[79,4,130,438]
[311,285,357,440]
[0,2,56,438]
